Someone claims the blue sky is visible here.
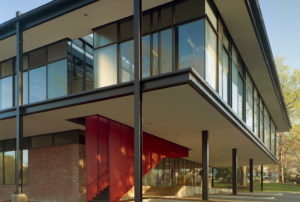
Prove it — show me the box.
[0,0,299,70]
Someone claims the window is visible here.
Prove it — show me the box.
[69,43,85,94]
[246,73,253,130]
[4,151,15,184]
[48,41,68,63]
[23,72,29,105]
[271,121,276,154]
[23,150,29,185]
[205,21,217,90]
[219,48,229,103]
[232,60,244,119]
[1,60,13,77]
[264,107,270,149]
[29,48,47,69]
[177,20,205,78]
[175,0,204,24]
[205,1,217,30]
[142,35,151,78]
[0,76,13,109]
[29,66,46,103]
[160,29,173,74]
[160,6,172,29]
[47,59,68,99]
[120,40,134,82]
[94,44,117,88]
[254,89,259,137]
[152,33,159,76]
[94,23,117,48]
[260,100,264,142]
[120,20,133,41]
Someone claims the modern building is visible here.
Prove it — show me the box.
[0,0,290,201]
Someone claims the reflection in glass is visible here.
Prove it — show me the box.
[142,35,151,78]
[254,89,259,137]
[48,59,67,99]
[94,23,117,48]
[205,21,217,90]
[260,101,264,142]
[152,33,159,76]
[48,41,68,63]
[271,122,276,154]
[23,72,29,105]
[23,150,29,184]
[178,20,205,77]
[120,40,134,82]
[232,63,244,119]
[160,29,172,74]
[29,66,46,103]
[246,73,253,130]
[94,44,117,88]
[4,151,15,184]
[0,76,13,109]
[221,50,229,103]
[264,108,270,149]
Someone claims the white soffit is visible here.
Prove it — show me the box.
[214,0,288,132]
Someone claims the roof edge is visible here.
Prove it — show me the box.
[244,0,292,131]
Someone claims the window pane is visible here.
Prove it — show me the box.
[205,21,217,90]
[222,50,229,103]
[223,33,229,50]
[32,135,52,148]
[94,23,117,48]
[264,108,270,149]
[23,71,29,105]
[120,20,133,41]
[29,66,46,103]
[48,59,68,99]
[254,89,259,137]
[142,14,151,34]
[152,11,159,32]
[246,73,253,130]
[86,64,94,91]
[160,29,172,74]
[175,0,204,24]
[260,102,264,142]
[142,35,150,78]
[0,152,3,184]
[232,63,238,114]
[120,40,134,82]
[4,151,15,184]
[205,1,217,30]
[94,44,117,88]
[271,121,276,154]
[23,55,29,71]
[178,20,205,78]
[23,150,28,185]
[152,33,159,76]
[0,76,13,109]
[237,74,244,119]
[29,48,47,69]
[70,44,84,94]
[160,6,172,29]
[48,41,68,63]
[1,59,13,77]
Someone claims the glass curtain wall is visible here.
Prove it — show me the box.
[246,73,253,130]
[143,157,202,187]
[0,59,14,110]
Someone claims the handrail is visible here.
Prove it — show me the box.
[87,170,109,187]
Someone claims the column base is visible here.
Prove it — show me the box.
[10,194,27,202]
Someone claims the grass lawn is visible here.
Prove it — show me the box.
[214,182,300,192]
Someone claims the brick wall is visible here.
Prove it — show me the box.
[0,144,86,202]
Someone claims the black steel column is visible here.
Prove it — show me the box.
[202,131,209,200]
[249,159,254,192]
[15,15,23,194]
[133,0,142,201]
[232,149,237,195]
[261,165,263,192]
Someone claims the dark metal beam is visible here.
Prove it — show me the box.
[202,130,209,200]
[15,15,23,194]
[232,148,237,195]
[249,159,254,192]
[133,0,142,201]
[261,165,264,192]
[211,167,214,188]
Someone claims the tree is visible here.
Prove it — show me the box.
[276,56,300,183]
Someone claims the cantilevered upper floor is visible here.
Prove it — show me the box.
[0,0,291,165]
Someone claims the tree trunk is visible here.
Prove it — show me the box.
[240,166,247,185]
[279,133,285,183]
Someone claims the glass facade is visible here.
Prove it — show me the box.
[0,0,280,155]
[143,158,202,187]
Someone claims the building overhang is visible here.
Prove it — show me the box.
[0,69,278,166]
[214,0,291,132]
